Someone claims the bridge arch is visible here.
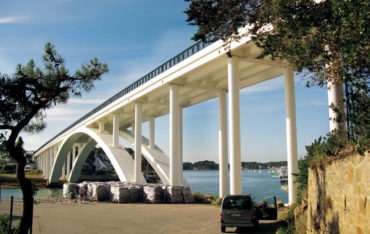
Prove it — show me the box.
[49,127,145,184]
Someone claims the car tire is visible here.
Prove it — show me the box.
[221,226,226,233]
[253,220,259,230]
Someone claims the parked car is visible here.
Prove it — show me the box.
[220,194,277,233]
[24,163,36,171]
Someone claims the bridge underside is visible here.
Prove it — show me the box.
[32,35,327,205]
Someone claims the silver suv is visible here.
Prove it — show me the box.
[220,195,277,233]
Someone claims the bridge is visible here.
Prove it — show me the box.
[32,32,335,205]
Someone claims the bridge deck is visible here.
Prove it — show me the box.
[34,35,286,156]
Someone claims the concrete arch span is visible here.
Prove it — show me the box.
[49,127,146,184]
[119,130,189,186]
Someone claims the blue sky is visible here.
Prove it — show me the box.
[1,0,330,162]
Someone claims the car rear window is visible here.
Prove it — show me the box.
[222,196,253,210]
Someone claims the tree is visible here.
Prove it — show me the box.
[0,42,108,233]
[185,0,369,153]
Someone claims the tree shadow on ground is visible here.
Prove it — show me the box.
[224,220,286,234]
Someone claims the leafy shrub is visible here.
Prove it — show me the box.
[0,214,13,234]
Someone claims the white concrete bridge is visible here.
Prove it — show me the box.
[33,33,318,205]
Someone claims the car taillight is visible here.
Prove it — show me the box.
[220,213,223,221]
[251,213,256,221]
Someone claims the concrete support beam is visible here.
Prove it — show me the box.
[134,102,142,183]
[62,160,66,179]
[169,84,181,186]
[218,90,228,198]
[149,117,155,149]
[72,144,76,165]
[284,66,298,205]
[67,151,72,178]
[98,120,105,133]
[46,151,50,178]
[228,56,242,195]
[131,122,135,137]
[113,114,119,148]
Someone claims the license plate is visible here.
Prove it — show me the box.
[231,214,241,217]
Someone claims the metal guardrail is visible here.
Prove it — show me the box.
[34,41,210,155]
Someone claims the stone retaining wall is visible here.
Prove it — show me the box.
[307,153,369,233]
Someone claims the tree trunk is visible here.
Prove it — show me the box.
[17,159,34,234]
[7,138,35,234]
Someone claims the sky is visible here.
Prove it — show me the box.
[0,0,330,163]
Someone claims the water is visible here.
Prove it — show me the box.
[184,169,288,203]
[1,188,62,200]
[1,169,288,203]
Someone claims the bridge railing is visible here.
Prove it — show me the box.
[34,40,210,155]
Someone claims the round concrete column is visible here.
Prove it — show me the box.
[179,105,183,185]
[228,56,242,195]
[112,114,119,148]
[284,66,298,204]
[218,90,228,197]
[169,84,181,186]
[327,80,346,132]
[134,102,142,183]
[149,117,155,149]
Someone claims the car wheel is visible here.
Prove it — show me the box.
[253,220,259,230]
[221,226,226,233]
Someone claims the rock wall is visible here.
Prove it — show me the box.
[307,153,369,234]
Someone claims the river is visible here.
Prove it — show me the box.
[1,169,288,203]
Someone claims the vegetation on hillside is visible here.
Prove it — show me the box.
[183,160,287,170]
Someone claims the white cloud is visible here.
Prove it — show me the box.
[44,107,88,121]
[0,16,29,24]
[21,133,48,151]
[298,100,327,107]
[241,76,284,94]
[68,98,105,105]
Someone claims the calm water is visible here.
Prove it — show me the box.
[184,169,288,203]
[1,169,288,203]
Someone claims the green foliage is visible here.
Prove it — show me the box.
[0,214,13,234]
[193,160,219,170]
[192,192,205,203]
[242,161,287,169]
[295,130,348,204]
[184,160,287,170]
[0,43,108,232]
[278,203,298,234]
[25,169,42,175]
[192,192,220,205]
[183,162,194,170]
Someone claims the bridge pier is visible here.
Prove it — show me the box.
[284,66,298,205]
[113,114,119,148]
[134,102,142,183]
[149,117,155,149]
[169,84,182,186]
[228,56,242,195]
[218,90,228,198]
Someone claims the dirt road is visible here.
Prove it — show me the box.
[0,199,285,233]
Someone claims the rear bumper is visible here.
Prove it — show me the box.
[221,222,255,228]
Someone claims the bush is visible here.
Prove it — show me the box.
[192,192,221,205]
[0,214,13,233]
[277,203,298,234]
[26,169,42,175]
[193,192,205,203]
